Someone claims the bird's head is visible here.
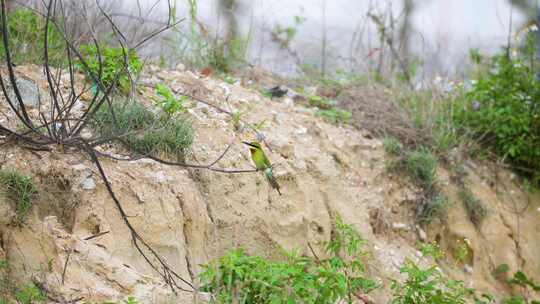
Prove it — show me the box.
[242,141,262,153]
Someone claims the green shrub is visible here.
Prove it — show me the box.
[199,217,378,303]
[153,83,187,115]
[454,44,540,182]
[405,149,438,192]
[316,108,352,125]
[0,8,64,65]
[77,44,143,94]
[0,170,38,223]
[14,283,45,304]
[383,137,403,156]
[458,188,487,228]
[391,243,475,304]
[418,194,448,225]
[92,101,193,160]
[308,95,335,109]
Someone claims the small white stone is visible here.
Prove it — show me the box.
[283,97,294,107]
[71,164,87,171]
[392,222,409,231]
[154,171,168,184]
[464,264,473,274]
[295,127,308,135]
[175,63,185,71]
[81,177,96,190]
[417,226,427,241]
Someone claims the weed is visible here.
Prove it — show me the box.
[0,170,38,223]
[405,149,438,192]
[453,239,470,265]
[199,217,378,303]
[231,110,244,131]
[454,40,540,182]
[14,283,45,304]
[92,101,193,160]
[458,188,487,228]
[308,95,335,109]
[154,83,187,115]
[77,44,143,94]
[418,194,448,225]
[316,108,352,125]
[383,137,403,156]
[0,8,64,65]
[391,243,475,304]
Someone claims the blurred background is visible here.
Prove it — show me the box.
[157,0,535,80]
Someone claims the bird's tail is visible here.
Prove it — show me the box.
[264,168,281,195]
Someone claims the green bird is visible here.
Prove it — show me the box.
[243,141,281,195]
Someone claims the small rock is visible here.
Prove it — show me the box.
[154,171,168,184]
[537,207,540,213]
[283,97,294,107]
[304,86,318,95]
[295,127,308,135]
[392,222,409,231]
[175,63,186,71]
[273,113,287,124]
[8,78,40,108]
[71,164,87,171]
[81,176,96,190]
[464,264,473,274]
[416,225,427,241]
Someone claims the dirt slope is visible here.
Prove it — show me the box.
[0,65,538,303]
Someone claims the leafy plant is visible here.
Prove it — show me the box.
[154,83,187,115]
[316,108,352,125]
[14,283,45,304]
[77,44,143,94]
[308,95,335,109]
[391,243,475,304]
[0,8,64,65]
[0,170,38,223]
[199,217,378,303]
[454,41,540,182]
[452,239,470,265]
[92,101,193,161]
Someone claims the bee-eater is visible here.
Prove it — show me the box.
[243,141,281,195]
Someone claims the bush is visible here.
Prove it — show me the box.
[199,217,378,303]
[153,83,187,115]
[0,170,38,223]
[0,8,64,65]
[92,101,193,160]
[14,283,45,304]
[77,44,143,94]
[405,149,438,193]
[458,188,487,228]
[316,108,352,125]
[383,137,403,156]
[391,243,475,304]
[454,44,540,182]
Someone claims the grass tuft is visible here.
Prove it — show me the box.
[458,188,487,228]
[383,137,403,156]
[92,101,193,160]
[0,170,38,223]
[405,149,438,192]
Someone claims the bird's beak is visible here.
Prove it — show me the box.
[242,141,254,147]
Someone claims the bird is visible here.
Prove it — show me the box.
[243,141,282,195]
